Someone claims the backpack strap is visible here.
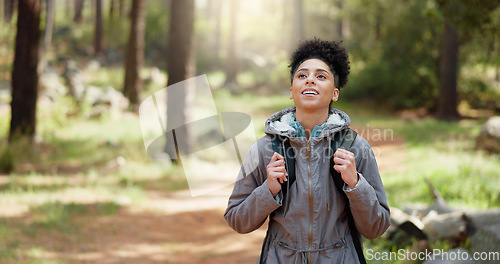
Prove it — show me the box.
[260,134,295,264]
[330,128,366,264]
[271,135,295,217]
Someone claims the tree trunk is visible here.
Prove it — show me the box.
[437,22,460,120]
[4,0,14,23]
[336,0,343,39]
[123,0,147,110]
[42,0,54,53]
[213,0,222,60]
[109,0,116,18]
[165,0,195,161]
[9,0,41,143]
[293,0,304,44]
[74,0,84,23]
[65,0,71,19]
[118,0,126,17]
[374,2,382,40]
[94,0,104,56]
[224,0,238,93]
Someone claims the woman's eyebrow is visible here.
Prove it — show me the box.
[298,68,330,75]
[316,69,330,75]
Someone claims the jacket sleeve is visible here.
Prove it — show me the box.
[224,141,282,234]
[344,136,391,239]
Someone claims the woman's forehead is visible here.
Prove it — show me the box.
[297,58,332,73]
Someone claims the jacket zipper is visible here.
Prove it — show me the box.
[307,139,313,264]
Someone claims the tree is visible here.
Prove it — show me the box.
[42,0,54,53]
[109,0,117,18]
[435,0,500,120]
[165,0,195,161]
[292,0,304,44]
[74,0,84,23]
[94,0,104,56]
[4,0,14,24]
[9,0,41,143]
[123,0,147,110]
[224,0,238,93]
[436,22,459,120]
[118,0,126,17]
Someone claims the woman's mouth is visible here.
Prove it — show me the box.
[302,88,319,96]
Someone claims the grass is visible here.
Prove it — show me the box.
[367,117,500,209]
[0,65,499,263]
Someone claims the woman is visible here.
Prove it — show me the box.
[224,38,390,263]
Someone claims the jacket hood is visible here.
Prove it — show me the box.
[265,106,351,138]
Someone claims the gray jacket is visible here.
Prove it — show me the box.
[224,107,390,263]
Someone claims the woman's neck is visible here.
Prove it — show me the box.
[295,108,329,138]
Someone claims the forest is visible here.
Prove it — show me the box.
[0,0,499,263]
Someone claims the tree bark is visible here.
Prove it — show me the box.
[165,0,195,161]
[42,0,54,53]
[437,22,460,120]
[293,0,304,44]
[118,0,126,17]
[9,0,41,143]
[213,0,222,60]
[123,0,147,110]
[109,0,116,18]
[74,0,84,23]
[224,0,238,93]
[94,0,104,56]
[4,0,14,23]
[336,0,343,39]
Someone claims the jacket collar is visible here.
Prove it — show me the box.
[265,106,351,138]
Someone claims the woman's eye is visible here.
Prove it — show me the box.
[298,74,307,78]
[317,75,326,79]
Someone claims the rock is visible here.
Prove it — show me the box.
[63,60,86,101]
[476,116,500,153]
[470,224,500,264]
[40,70,66,100]
[86,59,101,71]
[85,86,127,108]
[143,67,167,85]
[84,85,129,118]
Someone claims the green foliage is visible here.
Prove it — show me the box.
[144,2,170,66]
[343,0,500,111]
[435,0,500,39]
[345,0,441,109]
[459,77,500,109]
[0,147,14,173]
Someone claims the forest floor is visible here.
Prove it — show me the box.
[0,121,406,264]
[2,93,498,264]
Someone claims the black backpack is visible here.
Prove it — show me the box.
[259,128,366,264]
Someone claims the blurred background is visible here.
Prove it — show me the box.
[0,0,499,263]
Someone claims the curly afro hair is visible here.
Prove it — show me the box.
[289,38,350,89]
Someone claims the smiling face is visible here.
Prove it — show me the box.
[290,58,339,113]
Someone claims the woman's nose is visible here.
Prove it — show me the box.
[306,75,315,84]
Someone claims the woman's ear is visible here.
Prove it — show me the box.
[289,87,293,99]
[331,88,339,102]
